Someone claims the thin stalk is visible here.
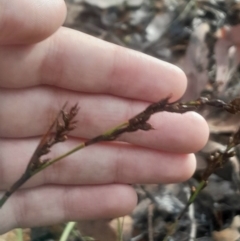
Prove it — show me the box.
[0,121,128,208]
[35,122,128,173]
[178,180,206,220]
[16,229,23,241]
[34,143,85,174]
[163,222,178,241]
[60,221,77,241]
[1,96,240,208]
[117,217,124,241]
[0,172,30,208]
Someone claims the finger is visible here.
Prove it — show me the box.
[0,138,196,189]
[221,25,240,61]
[219,25,240,46]
[0,0,66,45]
[0,184,136,233]
[0,27,187,102]
[0,87,209,153]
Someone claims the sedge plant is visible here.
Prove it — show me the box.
[0,95,240,235]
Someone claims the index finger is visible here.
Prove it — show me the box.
[0,0,66,45]
[0,28,187,102]
[218,25,240,46]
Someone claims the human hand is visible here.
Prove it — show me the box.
[0,0,209,234]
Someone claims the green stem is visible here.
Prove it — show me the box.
[33,143,85,174]
[60,222,77,241]
[188,180,206,203]
[16,229,23,241]
[34,122,129,174]
[0,121,129,208]
[117,218,124,241]
[164,181,206,240]
[163,221,178,241]
[178,180,206,220]
[102,122,128,137]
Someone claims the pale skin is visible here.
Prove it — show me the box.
[0,0,210,234]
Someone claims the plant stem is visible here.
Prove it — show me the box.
[0,172,30,208]
[33,143,85,174]
[117,217,124,241]
[60,221,77,241]
[178,180,206,220]
[0,121,130,208]
[16,228,23,241]
[1,96,239,208]
[34,122,129,173]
